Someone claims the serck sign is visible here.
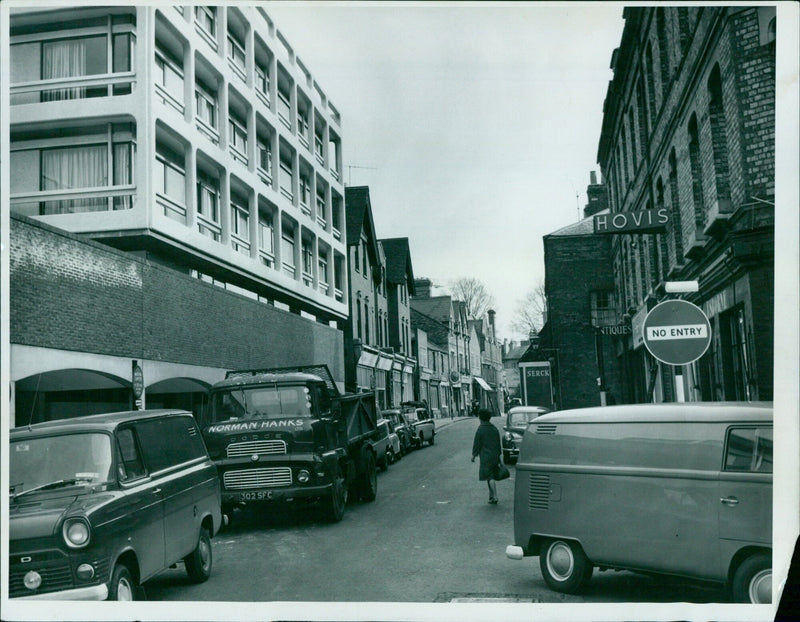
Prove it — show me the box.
[593,208,669,234]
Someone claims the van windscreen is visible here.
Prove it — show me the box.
[210,385,312,423]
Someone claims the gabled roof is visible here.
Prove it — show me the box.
[544,217,595,238]
[411,295,453,325]
[344,186,380,264]
[380,237,415,292]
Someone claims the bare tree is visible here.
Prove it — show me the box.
[449,277,495,319]
[511,282,547,338]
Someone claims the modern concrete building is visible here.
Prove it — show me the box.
[8,5,349,424]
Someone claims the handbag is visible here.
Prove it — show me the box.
[495,462,510,481]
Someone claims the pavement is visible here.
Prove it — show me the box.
[434,415,476,431]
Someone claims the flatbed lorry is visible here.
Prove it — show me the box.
[200,365,379,522]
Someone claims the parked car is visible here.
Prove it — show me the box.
[506,402,773,603]
[502,405,550,464]
[10,409,222,601]
[382,409,413,455]
[372,418,401,470]
[402,406,436,447]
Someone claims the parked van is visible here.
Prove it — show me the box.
[10,409,222,600]
[505,402,772,603]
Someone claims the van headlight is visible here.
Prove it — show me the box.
[63,518,91,548]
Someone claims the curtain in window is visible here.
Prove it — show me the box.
[41,145,107,214]
[113,143,132,210]
[42,39,87,101]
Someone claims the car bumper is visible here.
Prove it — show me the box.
[222,483,333,505]
[505,545,525,560]
[14,583,109,601]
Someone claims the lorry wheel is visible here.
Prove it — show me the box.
[184,527,212,583]
[539,539,593,594]
[323,465,347,522]
[731,552,771,603]
[109,563,136,601]
[358,451,378,502]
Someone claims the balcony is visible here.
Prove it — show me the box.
[10,186,136,216]
[11,73,136,106]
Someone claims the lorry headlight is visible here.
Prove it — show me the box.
[63,518,91,548]
[297,469,310,483]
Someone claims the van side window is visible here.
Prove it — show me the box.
[135,416,207,473]
[725,427,773,473]
[116,427,147,481]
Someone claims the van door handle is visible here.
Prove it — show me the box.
[152,488,162,495]
[720,496,739,506]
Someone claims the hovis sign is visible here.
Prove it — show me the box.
[642,299,712,365]
[594,208,669,234]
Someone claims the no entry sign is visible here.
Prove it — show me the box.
[642,299,712,365]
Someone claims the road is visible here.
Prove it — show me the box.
[145,416,729,604]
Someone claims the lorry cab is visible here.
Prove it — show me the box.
[505,402,773,603]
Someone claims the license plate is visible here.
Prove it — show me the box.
[240,490,273,501]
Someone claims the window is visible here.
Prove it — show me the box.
[196,172,220,241]
[302,240,313,286]
[116,427,146,481]
[257,138,272,181]
[688,114,706,239]
[331,197,342,239]
[316,187,327,227]
[314,128,325,165]
[256,62,270,106]
[282,224,296,277]
[230,195,250,254]
[258,210,275,266]
[725,427,772,473]
[277,80,292,129]
[155,45,184,113]
[279,153,293,200]
[590,291,616,327]
[195,81,218,140]
[354,244,360,273]
[194,6,216,41]
[11,27,134,104]
[227,31,246,80]
[299,173,311,215]
[155,141,186,222]
[318,254,329,293]
[297,103,309,146]
[228,113,248,164]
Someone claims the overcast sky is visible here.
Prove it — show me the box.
[267,2,626,340]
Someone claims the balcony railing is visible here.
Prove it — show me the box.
[259,248,275,268]
[10,185,136,215]
[196,117,220,146]
[334,287,344,302]
[231,232,250,255]
[10,73,136,106]
[157,193,187,223]
[197,214,221,241]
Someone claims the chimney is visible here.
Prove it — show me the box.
[413,278,432,299]
[590,170,598,185]
[487,309,496,341]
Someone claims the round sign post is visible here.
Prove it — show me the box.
[642,299,712,366]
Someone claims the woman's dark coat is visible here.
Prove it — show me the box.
[472,420,501,481]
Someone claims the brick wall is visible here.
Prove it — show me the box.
[544,233,622,409]
[10,215,344,380]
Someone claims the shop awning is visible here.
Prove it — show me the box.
[376,356,394,371]
[392,360,404,371]
[357,351,378,368]
[402,364,414,375]
[474,376,494,391]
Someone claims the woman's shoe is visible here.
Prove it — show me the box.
[488,497,498,504]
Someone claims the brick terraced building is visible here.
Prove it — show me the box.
[7,5,349,424]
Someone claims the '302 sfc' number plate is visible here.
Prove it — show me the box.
[240,491,273,501]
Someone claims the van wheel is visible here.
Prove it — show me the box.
[184,528,213,583]
[732,552,771,603]
[429,433,435,446]
[109,563,136,601]
[539,539,593,594]
[358,450,378,502]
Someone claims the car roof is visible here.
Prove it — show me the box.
[536,401,773,424]
[11,409,194,438]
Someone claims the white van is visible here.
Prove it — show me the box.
[505,402,772,603]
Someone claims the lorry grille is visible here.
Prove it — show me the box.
[223,467,292,489]
[528,474,550,510]
[535,424,557,435]
[227,439,287,458]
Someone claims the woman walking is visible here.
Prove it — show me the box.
[471,408,501,504]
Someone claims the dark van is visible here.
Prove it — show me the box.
[506,402,773,603]
[10,409,222,600]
